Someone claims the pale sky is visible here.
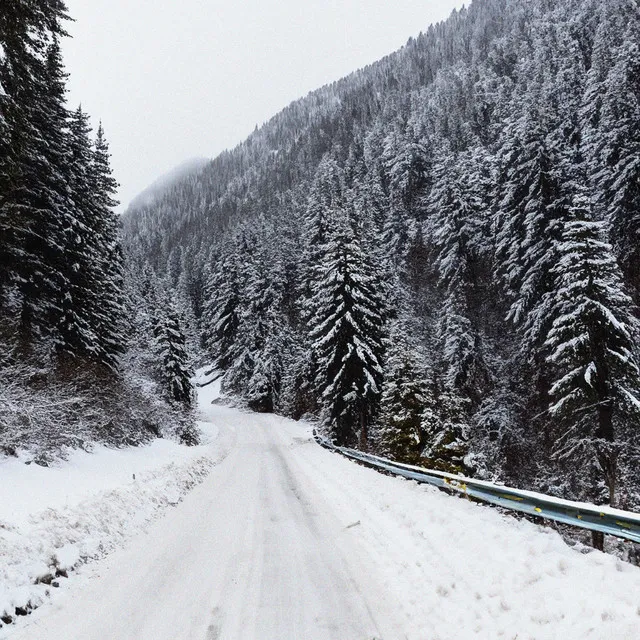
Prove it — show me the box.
[62,0,465,210]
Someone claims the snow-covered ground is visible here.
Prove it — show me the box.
[3,378,640,639]
[0,376,231,632]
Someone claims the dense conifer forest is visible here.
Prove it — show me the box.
[1,0,639,522]
[0,2,197,459]
[4,3,640,632]
[123,0,640,512]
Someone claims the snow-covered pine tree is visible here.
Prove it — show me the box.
[595,35,640,298]
[362,121,391,231]
[310,205,386,448]
[376,328,433,464]
[421,390,470,474]
[222,220,289,412]
[36,38,77,349]
[89,122,126,368]
[55,105,102,366]
[495,114,566,347]
[122,261,163,377]
[300,155,345,301]
[201,238,243,371]
[243,316,287,413]
[382,119,430,213]
[429,152,488,404]
[174,267,200,356]
[154,308,195,406]
[0,15,72,346]
[545,190,640,509]
[294,157,348,413]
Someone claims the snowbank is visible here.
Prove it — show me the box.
[277,415,640,639]
[4,373,638,639]
[0,375,223,628]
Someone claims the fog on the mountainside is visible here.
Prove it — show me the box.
[61,0,465,209]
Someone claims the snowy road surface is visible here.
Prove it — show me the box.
[7,382,640,639]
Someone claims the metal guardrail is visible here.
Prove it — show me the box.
[313,432,640,544]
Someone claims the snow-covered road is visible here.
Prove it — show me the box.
[7,383,640,639]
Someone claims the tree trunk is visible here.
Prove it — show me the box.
[595,400,617,507]
[359,410,368,452]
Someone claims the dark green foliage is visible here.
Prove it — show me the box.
[154,310,195,406]
[422,392,470,475]
[309,205,386,447]
[376,331,433,464]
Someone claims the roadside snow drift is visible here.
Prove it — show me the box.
[4,377,640,640]
[0,376,226,629]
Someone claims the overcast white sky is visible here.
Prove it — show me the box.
[62,0,465,210]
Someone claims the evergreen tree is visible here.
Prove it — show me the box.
[495,115,566,347]
[154,308,195,406]
[201,239,242,371]
[382,120,430,212]
[0,8,71,344]
[301,155,345,300]
[89,122,125,367]
[244,319,287,413]
[429,153,488,403]
[55,106,101,365]
[174,267,200,355]
[595,37,640,296]
[437,290,480,395]
[421,390,470,474]
[545,193,640,507]
[221,220,288,412]
[376,329,433,464]
[310,206,386,448]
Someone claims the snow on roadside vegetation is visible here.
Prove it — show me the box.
[276,415,640,638]
[0,370,223,627]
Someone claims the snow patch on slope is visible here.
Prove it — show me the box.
[0,381,224,627]
[282,415,640,639]
[126,157,209,211]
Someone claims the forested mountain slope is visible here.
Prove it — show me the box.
[0,2,197,459]
[127,157,210,212]
[122,0,640,515]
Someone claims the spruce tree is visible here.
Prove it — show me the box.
[55,106,100,365]
[88,122,125,368]
[595,37,640,297]
[0,9,72,345]
[421,391,470,474]
[301,155,345,303]
[295,157,347,414]
[429,152,488,403]
[545,192,640,507]
[154,309,195,406]
[225,237,281,410]
[310,206,386,448]
[376,329,433,464]
[495,116,566,347]
[201,239,243,371]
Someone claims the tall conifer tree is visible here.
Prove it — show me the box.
[545,191,640,507]
[310,205,386,448]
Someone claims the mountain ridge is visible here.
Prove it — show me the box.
[121,0,640,528]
